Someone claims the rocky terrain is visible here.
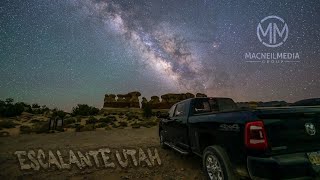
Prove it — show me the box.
[0,109,160,137]
[0,126,206,180]
[0,92,294,179]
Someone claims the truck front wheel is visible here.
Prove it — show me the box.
[203,146,237,180]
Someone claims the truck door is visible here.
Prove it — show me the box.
[172,102,190,150]
[161,104,176,143]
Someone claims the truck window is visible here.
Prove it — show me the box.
[192,98,238,114]
[208,99,219,111]
[217,98,238,112]
[174,102,186,117]
[193,99,218,114]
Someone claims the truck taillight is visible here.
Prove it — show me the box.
[245,121,268,150]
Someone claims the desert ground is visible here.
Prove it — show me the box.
[0,127,206,180]
[0,111,206,180]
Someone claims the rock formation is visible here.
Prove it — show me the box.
[128,91,141,108]
[149,96,161,109]
[103,94,116,107]
[104,91,207,109]
[104,91,141,108]
[196,93,207,97]
[147,92,197,109]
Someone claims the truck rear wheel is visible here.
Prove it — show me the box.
[203,146,237,180]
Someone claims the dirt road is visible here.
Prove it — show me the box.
[0,127,205,180]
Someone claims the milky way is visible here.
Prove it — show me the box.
[1,0,320,110]
[76,0,208,92]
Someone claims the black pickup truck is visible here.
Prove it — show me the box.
[158,97,320,180]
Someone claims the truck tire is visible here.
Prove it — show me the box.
[203,145,237,180]
[159,130,168,149]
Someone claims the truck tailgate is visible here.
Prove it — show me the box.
[253,106,320,155]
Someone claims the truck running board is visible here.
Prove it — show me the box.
[164,142,190,155]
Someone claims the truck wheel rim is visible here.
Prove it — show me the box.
[206,154,224,180]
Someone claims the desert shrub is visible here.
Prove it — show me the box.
[52,108,67,119]
[0,120,18,129]
[140,121,158,128]
[126,112,134,120]
[111,124,118,128]
[81,124,95,131]
[64,117,76,125]
[99,117,113,124]
[83,124,95,131]
[107,115,117,121]
[0,99,25,117]
[0,131,9,137]
[72,104,99,116]
[25,106,33,114]
[86,116,98,124]
[31,106,50,114]
[20,125,32,134]
[64,124,76,128]
[56,127,65,132]
[41,105,50,113]
[75,124,84,132]
[32,122,49,134]
[30,119,40,123]
[32,104,40,108]
[5,98,14,104]
[76,116,82,122]
[19,122,50,134]
[131,122,141,129]
[96,122,108,128]
[75,124,95,132]
[118,121,128,127]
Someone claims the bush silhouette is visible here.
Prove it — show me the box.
[0,99,25,117]
[72,104,99,116]
[0,120,18,129]
[86,116,98,124]
[52,108,67,119]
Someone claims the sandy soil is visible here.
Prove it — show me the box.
[0,127,206,180]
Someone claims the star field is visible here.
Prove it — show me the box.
[0,0,319,110]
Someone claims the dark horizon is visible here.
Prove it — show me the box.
[1,91,316,112]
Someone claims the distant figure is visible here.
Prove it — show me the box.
[48,116,63,130]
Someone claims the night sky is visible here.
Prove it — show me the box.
[1,0,320,111]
